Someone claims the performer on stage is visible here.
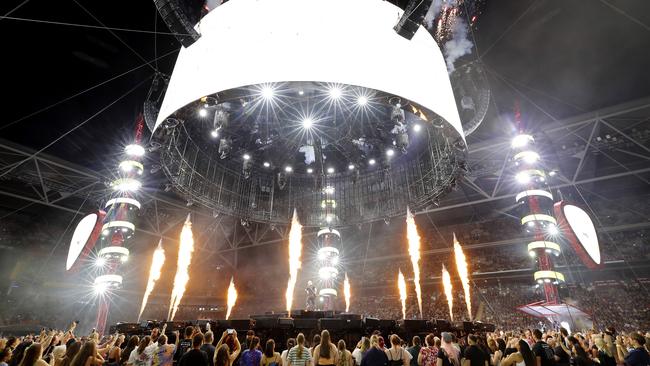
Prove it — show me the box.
[305,281,317,311]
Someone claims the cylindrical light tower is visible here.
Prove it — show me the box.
[316,227,341,311]
[512,134,563,304]
[94,136,144,333]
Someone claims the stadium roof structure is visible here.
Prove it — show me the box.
[1,0,650,271]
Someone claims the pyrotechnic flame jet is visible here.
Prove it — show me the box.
[226,277,238,320]
[137,239,166,322]
[168,213,195,321]
[442,264,454,321]
[398,269,407,320]
[406,207,423,318]
[344,273,351,313]
[453,233,472,320]
[285,209,303,317]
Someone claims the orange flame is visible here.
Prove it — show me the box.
[137,239,166,322]
[168,214,195,321]
[285,209,303,317]
[442,264,454,321]
[226,277,237,320]
[453,233,472,320]
[406,207,423,318]
[344,273,351,313]
[398,269,407,320]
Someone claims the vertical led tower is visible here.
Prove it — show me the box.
[316,184,340,311]
[94,121,145,333]
[512,133,563,304]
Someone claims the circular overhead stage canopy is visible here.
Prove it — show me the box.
[154,0,466,226]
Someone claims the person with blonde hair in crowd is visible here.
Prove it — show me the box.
[314,331,339,366]
[361,335,388,366]
[338,340,352,366]
[287,334,312,366]
[353,337,370,366]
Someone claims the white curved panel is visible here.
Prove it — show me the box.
[67,213,98,271]
[155,0,463,141]
[564,205,601,265]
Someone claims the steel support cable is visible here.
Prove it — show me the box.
[0,48,178,132]
[0,74,154,181]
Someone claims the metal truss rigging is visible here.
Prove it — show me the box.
[0,96,649,268]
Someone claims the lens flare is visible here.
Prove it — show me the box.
[226,277,238,320]
[137,239,166,322]
[442,264,454,321]
[344,273,351,313]
[398,269,407,320]
[406,207,423,318]
[168,214,195,321]
[285,209,303,317]
[453,233,472,320]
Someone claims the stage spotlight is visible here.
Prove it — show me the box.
[548,224,559,235]
[357,95,368,106]
[529,251,536,257]
[549,170,557,177]
[512,134,534,148]
[210,129,219,138]
[302,117,313,129]
[348,164,355,170]
[261,86,275,99]
[516,171,530,184]
[520,151,540,164]
[94,282,107,295]
[413,124,422,132]
[199,108,208,117]
[243,154,251,161]
[369,158,376,165]
[95,257,106,267]
[285,166,293,173]
[386,148,395,157]
[329,87,342,99]
[298,90,304,96]
[327,167,335,174]
[263,161,271,168]
[307,168,313,173]
[125,144,145,157]
[324,186,335,195]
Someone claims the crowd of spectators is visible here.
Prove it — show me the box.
[1,321,649,366]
